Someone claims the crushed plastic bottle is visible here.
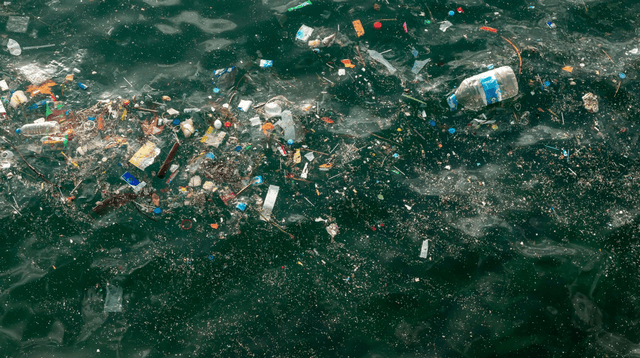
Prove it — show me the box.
[17,121,60,136]
[278,110,296,142]
[447,66,518,111]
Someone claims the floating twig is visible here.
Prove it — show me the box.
[502,36,522,75]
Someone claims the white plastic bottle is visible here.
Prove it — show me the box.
[447,66,518,111]
[17,121,60,136]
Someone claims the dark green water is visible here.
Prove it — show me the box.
[2,0,640,357]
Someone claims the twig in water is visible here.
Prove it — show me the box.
[614,81,622,97]
[402,93,426,105]
[602,49,614,64]
[502,36,522,75]
[123,77,133,87]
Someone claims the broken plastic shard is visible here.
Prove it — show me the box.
[304,151,315,161]
[7,39,21,56]
[411,59,430,75]
[6,16,29,33]
[326,223,339,238]
[259,185,280,221]
[439,20,453,32]
[301,162,309,179]
[104,285,123,313]
[419,239,429,258]
[367,50,396,74]
[129,141,161,170]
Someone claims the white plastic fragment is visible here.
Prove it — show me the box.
[419,239,429,259]
[238,99,252,112]
[439,20,453,32]
[259,185,280,221]
[7,39,21,56]
[296,24,314,41]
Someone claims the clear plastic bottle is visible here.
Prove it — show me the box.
[447,66,518,111]
[17,121,60,136]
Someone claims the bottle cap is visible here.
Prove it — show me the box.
[374,22,382,29]
[153,207,162,214]
[15,128,21,134]
[172,119,180,125]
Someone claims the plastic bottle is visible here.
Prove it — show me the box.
[16,121,60,136]
[447,66,518,111]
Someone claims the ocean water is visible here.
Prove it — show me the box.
[2,0,640,357]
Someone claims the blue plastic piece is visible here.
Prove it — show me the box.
[487,64,494,70]
[287,139,294,145]
[206,152,215,159]
[448,128,456,134]
[121,172,140,187]
[172,119,180,125]
[236,202,247,211]
[15,128,21,134]
[429,119,436,126]
[447,94,458,111]
[234,145,242,152]
[392,153,399,158]
[88,116,95,121]
[448,10,454,16]
[213,87,220,93]
[253,175,263,184]
[208,255,214,260]
[153,207,162,214]
[619,73,627,79]
[78,82,88,90]
[544,81,551,87]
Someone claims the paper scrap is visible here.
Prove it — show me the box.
[129,141,161,170]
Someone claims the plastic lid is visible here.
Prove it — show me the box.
[448,10,455,16]
[15,128,21,134]
[153,207,162,214]
[374,22,382,29]
[213,87,220,93]
[287,139,294,145]
[172,119,180,125]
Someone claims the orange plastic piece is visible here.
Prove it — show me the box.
[26,80,57,97]
[341,59,355,68]
[210,223,219,229]
[97,114,105,130]
[262,122,274,135]
[320,117,334,123]
[353,20,365,37]
[562,66,573,73]
[480,26,498,33]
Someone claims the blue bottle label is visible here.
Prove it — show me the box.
[480,75,502,105]
[447,94,457,111]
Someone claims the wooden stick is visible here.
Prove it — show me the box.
[355,45,366,67]
[502,36,522,75]
[133,107,158,114]
[157,141,180,179]
[602,49,614,63]
[614,81,622,97]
